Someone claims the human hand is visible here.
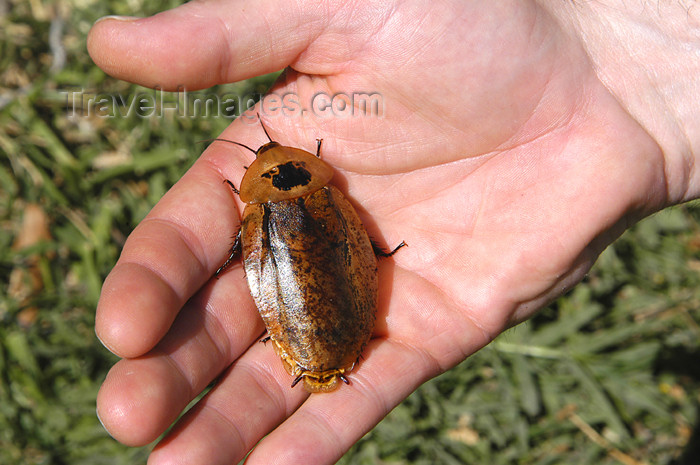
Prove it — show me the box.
[88,1,700,463]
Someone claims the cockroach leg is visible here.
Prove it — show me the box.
[291,374,304,388]
[372,240,407,258]
[215,228,242,277]
[223,179,240,195]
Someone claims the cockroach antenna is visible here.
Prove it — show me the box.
[198,138,257,154]
[257,113,273,143]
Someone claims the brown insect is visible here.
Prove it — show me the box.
[215,120,405,392]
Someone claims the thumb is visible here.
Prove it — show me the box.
[87,0,322,90]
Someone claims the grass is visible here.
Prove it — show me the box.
[1,1,699,464]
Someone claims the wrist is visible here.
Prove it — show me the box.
[542,0,700,204]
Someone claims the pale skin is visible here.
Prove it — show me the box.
[88,1,700,463]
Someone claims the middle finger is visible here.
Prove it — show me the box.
[96,264,263,446]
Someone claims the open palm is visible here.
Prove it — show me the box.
[88,1,686,464]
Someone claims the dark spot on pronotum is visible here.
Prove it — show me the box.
[262,162,312,191]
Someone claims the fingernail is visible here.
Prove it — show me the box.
[95,406,109,434]
[93,15,141,25]
[95,326,118,356]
